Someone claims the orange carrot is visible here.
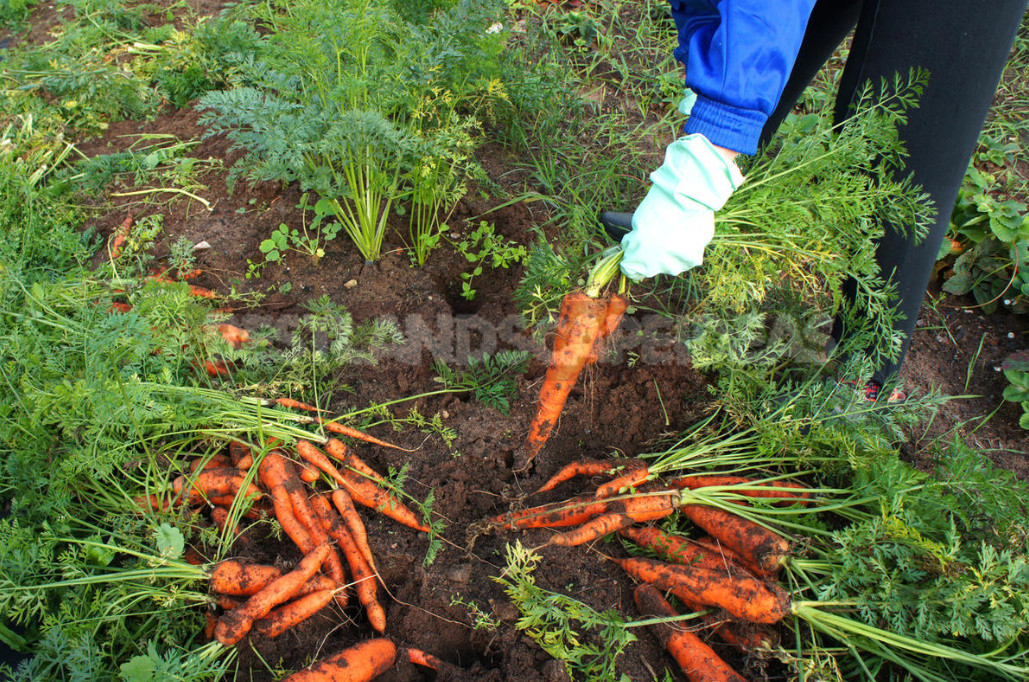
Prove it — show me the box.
[217,324,250,348]
[215,543,331,646]
[276,397,322,412]
[524,292,610,464]
[255,588,337,638]
[594,466,651,498]
[190,454,232,473]
[535,458,646,494]
[109,301,133,314]
[619,528,756,578]
[109,213,133,260]
[228,441,251,467]
[281,637,397,682]
[173,469,260,506]
[324,438,384,483]
[204,611,217,640]
[600,293,629,338]
[214,572,337,601]
[679,504,790,576]
[668,475,812,506]
[298,463,321,483]
[311,494,386,633]
[339,467,429,533]
[492,495,609,530]
[406,649,443,670]
[548,494,679,546]
[259,453,317,554]
[633,583,747,682]
[320,420,406,450]
[283,482,347,593]
[330,489,375,572]
[210,561,282,596]
[296,440,351,488]
[615,556,790,624]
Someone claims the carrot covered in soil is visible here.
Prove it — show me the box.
[339,467,429,533]
[679,504,791,576]
[275,397,322,413]
[320,421,406,450]
[618,527,756,578]
[311,494,386,633]
[172,469,261,506]
[633,583,747,682]
[210,561,283,596]
[535,457,647,494]
[547,494,679,546]
[330,489,376,571]
[492,495,611,530]
[281,638,397,682]
[594,466,651,498]
[259,453,318,554]
[255,588,337,638]
[215,543,332,646]
[616,556,790,624]
[190,454,232,473]
[323,438,384,483]
[523,292,610,465]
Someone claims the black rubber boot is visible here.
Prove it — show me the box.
[599,211,633,241]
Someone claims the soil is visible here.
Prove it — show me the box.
[4,4,1027,681]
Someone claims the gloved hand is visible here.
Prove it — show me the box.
[620,134,744,282]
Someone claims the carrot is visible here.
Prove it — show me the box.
[109,301,133,313]
[298,463,321,484]
[204,360,230,376]
[548,494,679,546]
[217,324,250,348]
[228,441,251,467]
[210,561,283,596]
[594,466,651,498]
[214,571,337,601]
[109,213,133,260]
[320,420,407,450]
[615,556,790,624]
[668,474,812,506]
[259,453,318,554]
[236,453,254,470]
[311,494,386,633]
[652,583,780,653]
[679,504,790,576]
[204,611,217,640]
[255,588,337,638]
[535,458,647,494]
[633,583,747,682]
[339,467,429,533]
[173,469,261,506]
[276,397,322,412]
[309,440,426,534]
[283,482,347,592]
[600,293,629,338]
[523,292,610,465]
[619,528,756,578]
[281,637,397,682]
[492,495,609,530]
[216,595,243,611]
[324,438,384,483]
[190,454,232,473]
[406,648,443,670]
[330,489,375,572]
[215,543,331,646]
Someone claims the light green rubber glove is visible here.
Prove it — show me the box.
[620,134,744,282]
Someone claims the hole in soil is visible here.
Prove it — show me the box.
[443,281,483,315]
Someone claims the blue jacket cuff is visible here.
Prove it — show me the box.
[682,95,768,156]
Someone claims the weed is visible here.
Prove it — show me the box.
[258,195,341,265]
[449,595,501,632]
[452,221,527,300]
[496,541,636,681]
[1000,350,1029,429]
[432,350,531,414]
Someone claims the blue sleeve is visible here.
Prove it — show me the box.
[668,0,816,154]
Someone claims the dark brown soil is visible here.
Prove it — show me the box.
[6,4,1026,680]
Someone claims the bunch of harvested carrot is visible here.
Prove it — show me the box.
[521,249,628,468]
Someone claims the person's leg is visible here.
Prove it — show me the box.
[829,0,1027,384]
[758,0,864,147]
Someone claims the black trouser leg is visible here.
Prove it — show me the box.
[761,0,1027,383]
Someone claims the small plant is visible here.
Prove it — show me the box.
[449,595,501,632]
[1001,350,1029,429]
[168,236,197,278]
[495,542,636,681]
[258,195,341,266]
[432,350,531,414]
[453,221,527,300]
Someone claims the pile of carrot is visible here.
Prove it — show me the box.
[136,408,433,647]
[495,459,807,680]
